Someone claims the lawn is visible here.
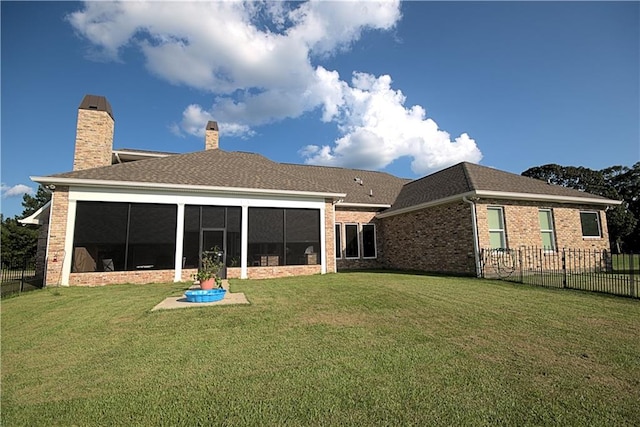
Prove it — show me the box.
[2,272,639,426]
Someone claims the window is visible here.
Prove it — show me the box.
[72,202,176,272]
[362,224,377,258]
[538,209,556,251]
[345,224,360,258]
[487,207,506,249]
[580,211,602,237]
[335,223,342,259]
[248,208,321,266]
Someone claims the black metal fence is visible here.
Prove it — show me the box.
[1,257,42,297]
[480,247,639,299]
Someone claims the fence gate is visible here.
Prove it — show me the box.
[481,247,638,299]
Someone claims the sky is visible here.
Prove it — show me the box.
[2,1,639,219]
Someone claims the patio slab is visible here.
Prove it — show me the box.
[152,281,249,311]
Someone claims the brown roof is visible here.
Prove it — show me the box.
[42,151,616,209]
[384,162,614,214]
[50,149,342,195]
[279,163,410,205]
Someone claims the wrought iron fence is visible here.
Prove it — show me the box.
[1,256,42,297]
[480,247,639,299]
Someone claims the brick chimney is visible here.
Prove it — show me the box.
[73,95,114,171]
[205,121,219,150]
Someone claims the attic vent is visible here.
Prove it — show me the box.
[354,177,363,185]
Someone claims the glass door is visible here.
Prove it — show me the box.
[201,229,226,278]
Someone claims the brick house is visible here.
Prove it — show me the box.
[26,95,621,286]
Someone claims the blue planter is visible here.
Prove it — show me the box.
[185,289,227,303]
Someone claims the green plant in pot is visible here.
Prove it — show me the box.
[193,249,224,290]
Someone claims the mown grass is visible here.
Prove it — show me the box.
[2,272,639,426]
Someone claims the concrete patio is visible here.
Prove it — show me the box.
[152,280,249,311]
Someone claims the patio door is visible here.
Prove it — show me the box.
[201,228,226,278]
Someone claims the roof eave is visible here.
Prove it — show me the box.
[377,190,621,219]
[30,176,346,200]
[18,200,51,225]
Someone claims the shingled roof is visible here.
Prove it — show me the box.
[381,162,617,216]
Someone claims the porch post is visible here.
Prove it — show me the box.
[240,204,248,279]
[174,203,185,282]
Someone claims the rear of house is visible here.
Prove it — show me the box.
[27,95,620,286]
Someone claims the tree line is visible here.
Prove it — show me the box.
[1,162,638,266]
[522,162,639,252]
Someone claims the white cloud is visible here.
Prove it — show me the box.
[1,184,33,198]
[69,0,482,176]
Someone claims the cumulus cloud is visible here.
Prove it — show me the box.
[69,0,482,175]
[1,184,33,198]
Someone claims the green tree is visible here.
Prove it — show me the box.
[1,185,51,266]
[522,164,639,252]
[20,185,52,218]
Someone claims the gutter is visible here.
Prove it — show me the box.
[463,196,481,278]
[29,176,346,201]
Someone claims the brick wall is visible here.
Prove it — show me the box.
[73,109,114,171]
[324,199,336,273]
[227,265,322,280]
[379,201,477,275]
[475,199,611,252]
[335,208,384,270]
[45,186,70,286]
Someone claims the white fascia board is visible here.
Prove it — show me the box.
[376,190,621,219]
[30,176,346,200]
[17,200,51,225]
[474,190,622,206]
[337,202,392,209]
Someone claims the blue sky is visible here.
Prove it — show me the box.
[2,1,638,219]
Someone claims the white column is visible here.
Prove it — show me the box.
[174,203,185,282]
[240,204,248,279]
[61,199,77,286]
[320,205,326,274]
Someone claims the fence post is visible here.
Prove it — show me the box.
[20,257,27,294]
[561,248,566,288]
[631,252,636,298]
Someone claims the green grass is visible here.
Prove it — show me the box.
[2,273,639,426]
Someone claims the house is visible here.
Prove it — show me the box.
[26,95,621,286]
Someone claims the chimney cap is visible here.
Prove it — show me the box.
[206,121,218,131]
[79,94,114,120]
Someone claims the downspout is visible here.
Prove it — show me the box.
[463,196,481,277]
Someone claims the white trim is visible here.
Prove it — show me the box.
[30,176,345,200]
[337,202,391,209]
[18,201,51,225]
[61,199,77,286]
[334,222,342,260]
[361,223,377,259]
[174,204,185,282]
[376,190,620,219]
[579,210,603,238]
[344,223,360,259]
[240,204,249,279]
[474,190,621,206]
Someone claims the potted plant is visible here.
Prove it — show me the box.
[193,249,224,290]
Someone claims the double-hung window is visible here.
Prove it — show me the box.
[362,224,377,258]
[538,209,556,251]
[335,223,342,259]
[580,211,602,238]
[344,224,360,258]
[487,207,507,249]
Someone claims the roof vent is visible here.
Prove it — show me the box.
[354,177,363,185]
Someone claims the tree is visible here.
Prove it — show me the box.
[0,185,51,266]
[522,163,639,252]
[20,185,52,218]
